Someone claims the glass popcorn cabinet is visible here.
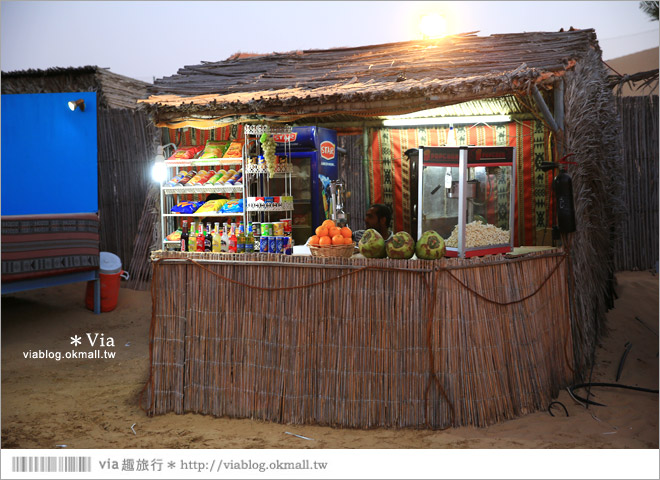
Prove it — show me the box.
[416,146,516,258]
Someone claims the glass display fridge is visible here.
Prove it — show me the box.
[271,126,338,245]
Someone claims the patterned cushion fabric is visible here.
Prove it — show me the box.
[1,213,100,283]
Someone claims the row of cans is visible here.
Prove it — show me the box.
[257,235,293,255]
[252,219,291,237]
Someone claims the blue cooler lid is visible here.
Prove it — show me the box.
[99,252,122,275]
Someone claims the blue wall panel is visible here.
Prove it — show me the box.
[1,92,98,215]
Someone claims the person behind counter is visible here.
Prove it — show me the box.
[353,203,394,243]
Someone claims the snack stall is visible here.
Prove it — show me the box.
[139,30,622,429]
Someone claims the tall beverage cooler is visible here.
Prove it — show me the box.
[273,126,338,245]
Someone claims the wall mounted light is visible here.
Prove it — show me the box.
[68,99,85,112]
[151,143,177,183]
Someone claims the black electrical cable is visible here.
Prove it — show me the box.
[568,382,659,408]
[615,342,633,382]
[548,401,569,417]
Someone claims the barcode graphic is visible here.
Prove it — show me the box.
[12,456,92,473]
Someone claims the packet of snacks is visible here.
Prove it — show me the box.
[168,145,204,160]
[222,141,244,158]
[199,140,230,159]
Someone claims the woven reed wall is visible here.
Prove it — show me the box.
[97,109,159,277]
[614,95,659,272]
[142,250,572,429]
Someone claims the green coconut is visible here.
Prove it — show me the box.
[358,229,387,258]
[386,231,415,259]
[415,230,446,259]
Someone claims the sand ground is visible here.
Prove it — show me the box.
[1,271,658,450]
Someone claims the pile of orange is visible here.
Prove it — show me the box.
[309,219,353,246]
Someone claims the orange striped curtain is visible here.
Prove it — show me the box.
[365,122,553,246]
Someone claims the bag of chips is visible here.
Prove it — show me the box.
[168,145,204,160]
[170,201,204,214]
[220,198,244,213]
[166,229,182,241]
[200,140,230,159]
[195,199,229,214]
[223,141,244,158]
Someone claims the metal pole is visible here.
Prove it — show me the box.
[532,85,560,133]
[553,78,565,131]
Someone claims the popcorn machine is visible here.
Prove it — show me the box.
[415,146,516,258]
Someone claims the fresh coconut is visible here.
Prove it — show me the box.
[358,229,386,258]
[386,231,415,259]
[415,230,446,259]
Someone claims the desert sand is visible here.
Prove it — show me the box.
[1,270,658,451]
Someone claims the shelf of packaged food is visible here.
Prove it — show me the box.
[163,213,244,217]
[162,185,243,195]
[191,158,243,167]
[245,207,294,213]
[165,158,243,167]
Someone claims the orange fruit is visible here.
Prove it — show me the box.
[340,226,352,238]
[343,236,353,245]
[319,235,332,246]
[322,219,336,229]
[309,235,320,246]
[315,226,329,237]
[329,226,341,238]
[332,234,345,245]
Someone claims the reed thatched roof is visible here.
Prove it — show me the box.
[1,66,151,110]
[141,28,600,126]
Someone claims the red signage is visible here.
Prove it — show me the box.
[273,133,298,143]
[320,141,335,160]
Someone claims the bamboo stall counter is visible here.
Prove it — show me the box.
[142,249,573,429]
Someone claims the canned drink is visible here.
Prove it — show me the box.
[273,222,284,236]
[276,236,286,254]
[280,236,292,255]
[257,155,266,170]
[268,236,277,253]
[262,222,273,236]
[281,218,292,233]
[252,222,261,237]
[260,236,269,253]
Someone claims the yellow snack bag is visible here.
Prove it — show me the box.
[223,141,244,158]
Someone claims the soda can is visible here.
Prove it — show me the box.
[276,236,285,254]
[285,237,293,255]
[252,222,261,237]
[260,236,269,253]
[273,222,284,236]
[262,222,273,236]
[281,218,292,233]
[268,236,277,253]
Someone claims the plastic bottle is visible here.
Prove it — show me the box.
[228,223,237,253]
[212,222,222,252]
[220,223,229,252]
[188,222,197,252]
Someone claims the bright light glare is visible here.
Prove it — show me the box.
[151,161,167,183]
[419,13,447,39]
